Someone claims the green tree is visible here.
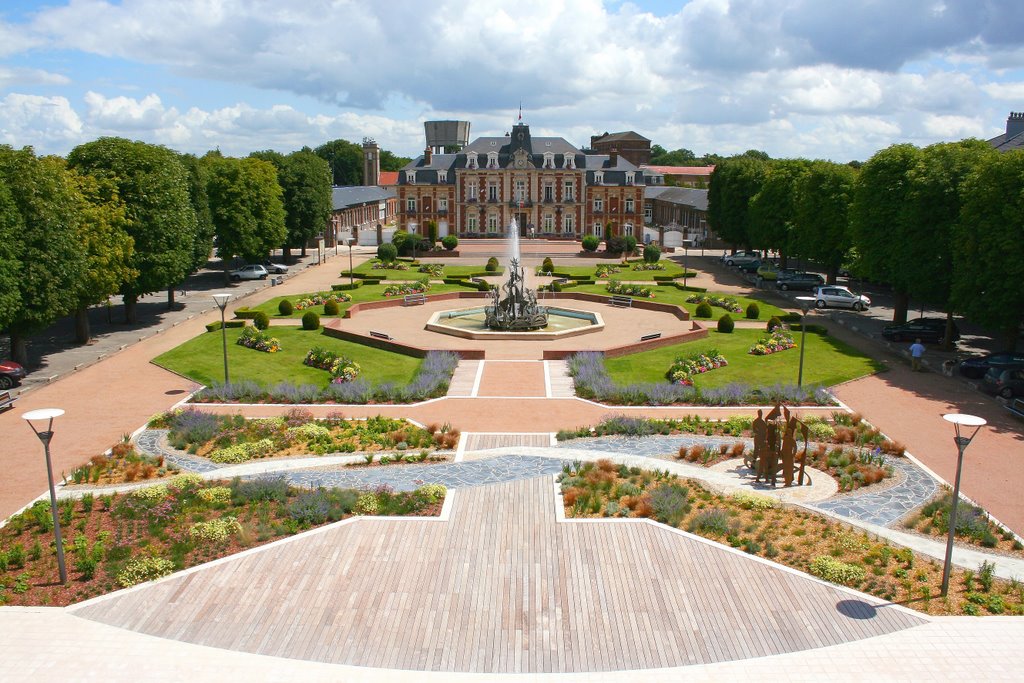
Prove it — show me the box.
[179,153,215,277]
[748,158,812,262]
[849,144,921,322]
[207,156,286,281]
[792,161,856,282]
[0,181,23,340]
[380,150,412,171]
[70,172,136,344]
[952,151,1024,349]
[707,156,767,248]
[650,145,700,166]
[0,148,86,365]
[279,150,331,259]
[314,138,363,185]
[68,137,197,322]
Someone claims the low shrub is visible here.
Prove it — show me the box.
[356,494,379,515]
[717,314,735,333]
[253,311,270,330]
[485,257,499,272]
[278,299,294,316]
[189,517,242,543]
[809,556,865,586]
[231,475,289,503]
[643,243,661,263]
[649,484,690,526]
[695,302,713,318]
[301,311,320,330]
[730,491,777,510]
[324,300,340,316]
[766,316,782,331]
[582,234,599,252]
[208,438,275,464]
[542,257,554,273]
[117,556,175,588]
[205,320,246,333]
[442,234,458,250]
[689,508,730,535]
[745,302,760,319]
[377,242,397,262]
[196,486,232,506]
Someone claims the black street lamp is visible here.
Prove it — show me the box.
[212,293,231,384]
[22,408,67,584]
[939,413,986,597]
[795,296,815,387]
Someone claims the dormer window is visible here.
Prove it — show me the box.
[563,155,576,169]
[466,153,478,170]
[438,169,447,183]
[405,170,415,184]
[487,152,499,169]
[543,152,554,169]
[625,171,635,185]
[594,171,604,185]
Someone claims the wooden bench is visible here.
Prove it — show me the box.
[0,390,17,412]
[403,293,426,306]
[1009,399,1024,420]
[609,295,633,308]
[368,330,393,341]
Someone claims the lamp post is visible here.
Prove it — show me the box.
[212,293,231,384]
[22,408,67,583]
[683,238,690,288]
[795,296,815,387]
[347,236,355,287]
[939,413,987,597]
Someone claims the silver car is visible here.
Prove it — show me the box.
[814,285,870,311]
[229,264,269,281]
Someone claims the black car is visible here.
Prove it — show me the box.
[982,368,1024,399]
[881,317,961,344]
[777,272,825,291]
[738,259,762,273]
[959,351,1024,379]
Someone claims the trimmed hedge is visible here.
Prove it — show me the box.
[253,311,270,330]
[233,307,260,319]
[673,283,708,293]
[205,320,246,332]
[717,314,735,333]
[278,299,294,316]
[331,281,363,291]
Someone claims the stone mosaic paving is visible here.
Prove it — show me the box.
[813,457,938,527]
[136,430,220,473]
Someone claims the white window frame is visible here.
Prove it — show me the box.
[468,216,478,231]
[467,153,479,170]
[487,152,499,169]
[564,180,574,202]
[487,214,498,231]
[543,182,554,202]
[543,214,554,231]
[439,197,448,212]
[594,197,603,213]
[626,171,635,185]
[488,182,498,201]
[406,197,416,212]
[625,197,634,213]
[543,152,554,169]
[405,170,415,184]
[563,214,574,232]
[514,178,527,203]
[467,180,478,201]
[644,204,652,221]
[593,222,602,236]
[594,171,604,185]
[438,169,447,183]
[564,155,575,169]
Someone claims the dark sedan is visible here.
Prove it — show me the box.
[881,317,961,344]
[0,359,26,389]
[959,351,1024,379]
[777,272,825,291]
[981,368,1024,399]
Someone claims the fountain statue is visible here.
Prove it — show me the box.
[484,219,549,330]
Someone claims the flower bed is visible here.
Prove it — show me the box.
[632,263,666,271]
[666,350,728,385]
[372,259,408,270]
[293,291,351,310]
[595,264,621,278]
[304,346,362,383]
[0,473,444,606]
[606,279,653,298]
[749,330,797,355]
[557,460,1024,615]
[686,294,742,314]
[417,263,444,276]
[383,278,430,297]
[65,440,178,486]
[236,326,281,353]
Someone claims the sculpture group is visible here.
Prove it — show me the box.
[745,404,811,487]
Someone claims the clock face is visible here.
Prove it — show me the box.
[517,132,524,140]
[515,157,528,168]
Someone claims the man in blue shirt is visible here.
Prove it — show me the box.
[909,339,926,371]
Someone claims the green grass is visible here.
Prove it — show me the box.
[248,282,479,319]
[536,259,694,281]
[565,283,787,320]
[152,326,422,388]
[344,260,502,279]
[604,328,884,388]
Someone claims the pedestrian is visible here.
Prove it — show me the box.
[909,338,926,371]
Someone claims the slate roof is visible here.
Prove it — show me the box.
[331,186,396,211]
[462,136,581,155]
[644,186,708,211]
[592,131,650,143]
[987,132,1024,152]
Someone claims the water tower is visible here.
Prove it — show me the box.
[424,120,471,154]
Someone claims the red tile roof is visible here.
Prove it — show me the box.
[641,165,715,175]
[377,171,399,186]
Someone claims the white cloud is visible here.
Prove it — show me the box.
[980,81,1024,100]
[921,114,987,139]
[0,94,83,148]
[0,66,70,89]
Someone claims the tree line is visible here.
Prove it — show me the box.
[707,142,1024,349]
[0,136,409,366]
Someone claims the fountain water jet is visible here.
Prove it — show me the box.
[484,218,549,330]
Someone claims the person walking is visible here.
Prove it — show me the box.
[909,338,926,371]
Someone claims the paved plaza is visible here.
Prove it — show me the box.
[2,241,1023,680]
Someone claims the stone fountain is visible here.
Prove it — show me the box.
[484,219,549,330]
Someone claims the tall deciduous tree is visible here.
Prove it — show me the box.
[0,180,23,336]
[748,158,812,263]
[207,156,286,281]
[380,150,411,172]
[792,161,856,282]
[849,144,921,322]
[71,172,136,344]
[68,138,197,322]
[707,156,767,249]
[252,149,332,260]
[314,139,363,185]
[0,147,85,365]
[952,151,1024,350]
[180,153,216,275]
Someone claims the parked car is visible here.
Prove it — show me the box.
[777,271,825,291]
[262,260,289,274]
[738,259,762,273]
[814,286,871,311]
[229,264,269,281]
[881,317,961,344]
[721,250,761,267]
[756,263,794,281]
[981,368,1024,399]
[959,351,1024,379]
[0,359,26,389]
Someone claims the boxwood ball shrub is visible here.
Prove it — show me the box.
[278,299,294,316]
[766,316,782,331]
[302,311,320,330]
[717,313,735,333]
[442,234,458,250]
[485,256,499,272]
[625,235,638,254]
[695,302,713,318]
[745,302,760,319]
[377,242,398,263]
[542,257,554,273]
[253,311,270,330]
[582,234,599,252]
[643,243,661,263]
[324,300,340,316]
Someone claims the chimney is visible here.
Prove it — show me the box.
[609,148,619,166]
[424,147,432,165]
[1008,112,1024,138]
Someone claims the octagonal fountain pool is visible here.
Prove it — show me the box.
[426,306,604,340]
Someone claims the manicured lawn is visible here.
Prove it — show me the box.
[566,283,788,320]
[153,326,422,388]
[604,328,884,388]
[247,281,479,319]
[536,259,695,281]
[343,260,502,279]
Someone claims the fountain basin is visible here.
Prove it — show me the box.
[427,306,604,340]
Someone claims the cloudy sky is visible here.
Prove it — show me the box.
[1,0,1022,163]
